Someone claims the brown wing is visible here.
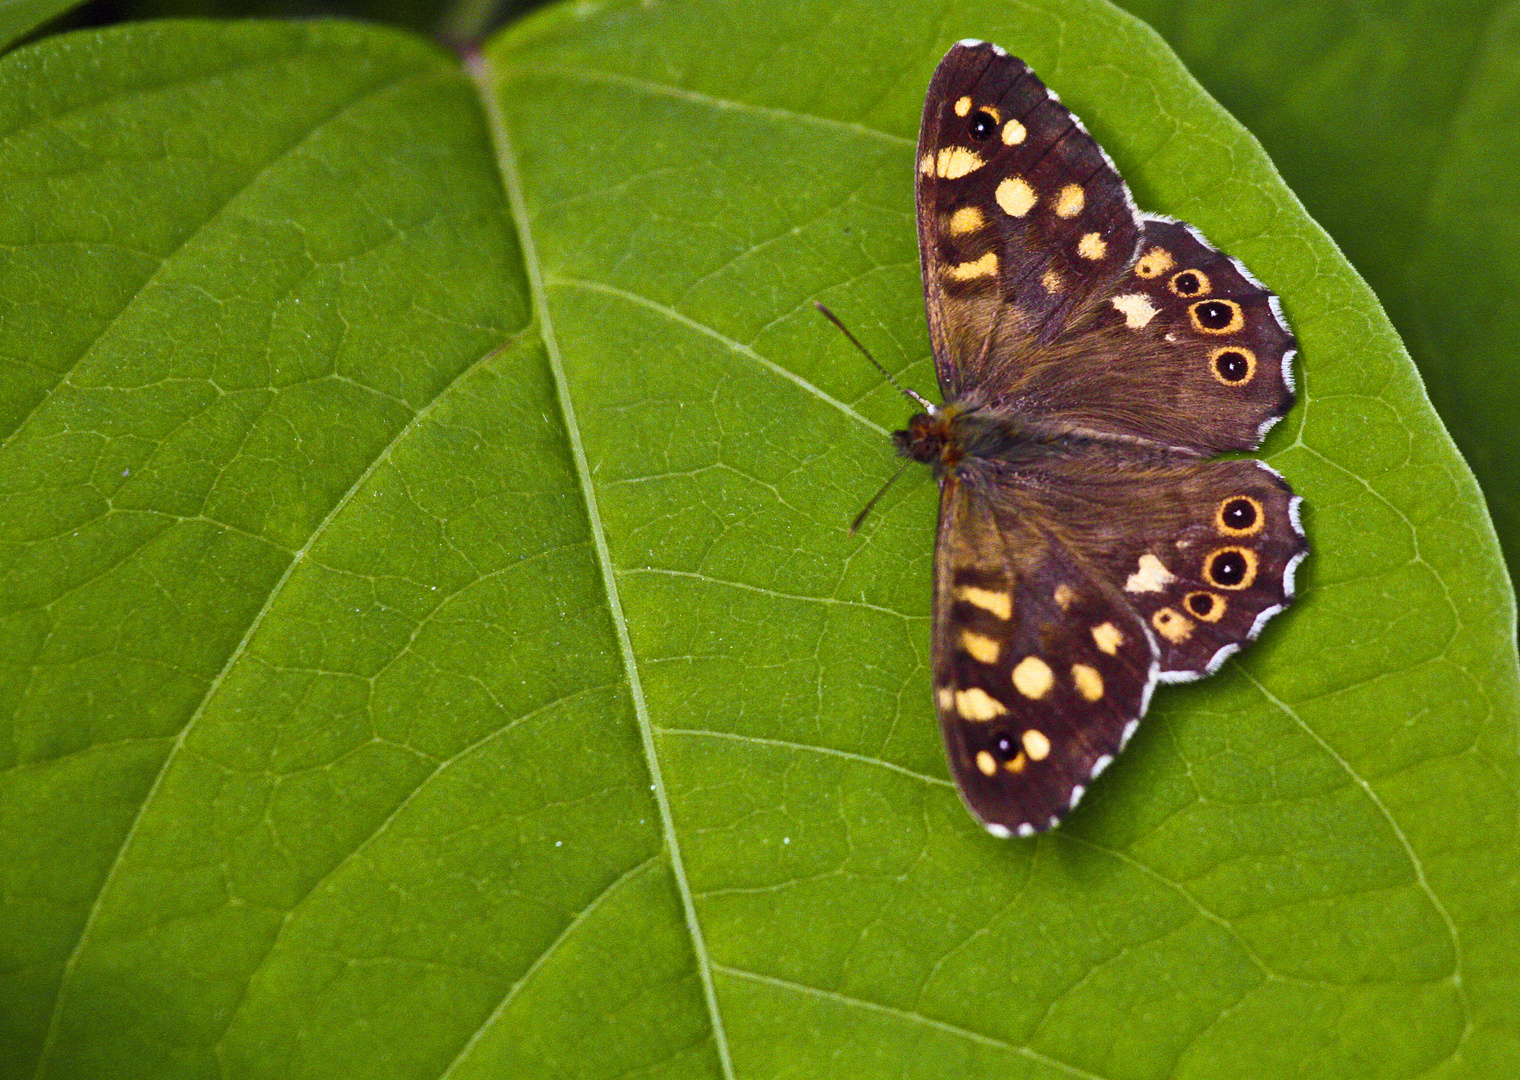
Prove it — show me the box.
[930,452,1305,835]
[930,473,1158,837]
[917,43,1297,455]
[915,40,1141,400]
[995,215,1299,453]
[1005,452,1307,681]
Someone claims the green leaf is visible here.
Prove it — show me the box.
[0,0,86,50]
[1,4,1516,1080]
[1109,0,1520,605]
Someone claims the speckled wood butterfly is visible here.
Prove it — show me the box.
[896,41,1307,837]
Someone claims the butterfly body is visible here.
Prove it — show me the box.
[899,41,1308,837]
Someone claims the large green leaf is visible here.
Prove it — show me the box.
[1111,0,1520,602]
[0,3,1516,1078]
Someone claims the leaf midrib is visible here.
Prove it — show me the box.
[470,50,739,1080]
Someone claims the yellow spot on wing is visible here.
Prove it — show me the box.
[976,750,998,776]
[1135,246,1174,278]
[946,252,998,281]
[959,630,1000,664]
[1055,184,1085,217]
[936,686,955,711]
[1153,607,1194,644]
[1040,268,1064,293]
[1077,232,1107,260]
[1110,292,1159,329]
[1071,664,1104,701]
[1012,655,1054,699]
[1002,119,1026,145]
[1091,622,1123,655]
[948,206,985,236]
[1053,584,1075,609]
[954,95,972,117]
[1004,751,1027,773]
[1125,553,1176,593]
[919,153,935,176]
[954,586,1011,620]
[995,176,1037,218]
[956,687,1008,721]
[935,147,985,179]
[1021,728,1051,761]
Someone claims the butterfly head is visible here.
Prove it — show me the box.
[894,407,964,470]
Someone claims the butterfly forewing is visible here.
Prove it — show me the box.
[915,42,1141,399]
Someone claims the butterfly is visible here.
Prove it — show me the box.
[892,40,1307,837]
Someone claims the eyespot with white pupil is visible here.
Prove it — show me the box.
[1191,299,1243,334]
[1211,347,1255,385]
[969,109,998,140]
[1217,496,1263,536]
[1205,547,1258,590]
[992,731,1017,759]
[1169,270,1208,297]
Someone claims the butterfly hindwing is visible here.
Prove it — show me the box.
[916,41,1141,398]
[1009,454,1308,680]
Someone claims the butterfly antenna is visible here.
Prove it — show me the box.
[849,458,913,534]
[814,302,935,413]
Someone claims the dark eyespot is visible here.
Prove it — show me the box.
[1222,498,1258,531]
[992,731,1017,759]
[1186,592,1215,617]
[1212,348,1254,385]
[1209,550,1248,587]
[1170,270,1207,296]
[969,109,997,140]
[1192,299,1241,332]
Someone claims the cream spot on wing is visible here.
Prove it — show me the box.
[946,252,998,281]
[1071,663,1104,702]
[1040,268,1064,293]
[1055,183,1084,217]
[1135,246,1174,278]
[935,147,985,179]
[1002,118,1026,145]
[1110,292,1159,329]
[954,586,1011,620]
[995,176,1038,218]
[976,750,998,776]
[1091,622,1123,655]
[1090,754,1113,778]
[956,687,1007,721]
[1152,607,1194,644]
[1125,553,1176,593]
[1077,232,1107,260]
[948,206,985,236]
[919,152,935,176]
[1021,728,1051,761]
[1053,584,1076,609]
[1012,655,1054,699]
[954,95,972,117]
[959,630,1000,664]
[936,686,955,711]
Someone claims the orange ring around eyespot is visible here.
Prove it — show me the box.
[1215,495,1266,537]
[1184,591,1227,623]
[1203,546,1259,591]
[1209,346,1256,386]
[1168,269,1211,297]
[1189,298,1244,335]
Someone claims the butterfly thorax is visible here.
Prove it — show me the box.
[894,402,1098,478]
